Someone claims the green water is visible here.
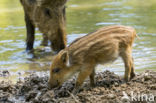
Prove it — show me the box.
[0,0,156,82]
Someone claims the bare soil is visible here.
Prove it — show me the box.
[0,70,156,103]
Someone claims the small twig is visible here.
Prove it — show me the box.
[67,91,80,103]
[52,98,58,102]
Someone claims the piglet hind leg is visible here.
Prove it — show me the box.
[120,47,134,82]
[73,64,95,94]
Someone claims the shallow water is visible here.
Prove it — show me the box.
[0,0,156,82]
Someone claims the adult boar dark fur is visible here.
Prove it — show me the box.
[20,0,67,53]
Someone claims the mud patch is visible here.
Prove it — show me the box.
[0,70,156,103]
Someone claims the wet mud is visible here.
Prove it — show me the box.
[0,70,156,103]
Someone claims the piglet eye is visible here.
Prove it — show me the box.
[52,68,60,73]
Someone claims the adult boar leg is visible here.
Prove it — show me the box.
[25,13,35,52]
[41,34,48,46]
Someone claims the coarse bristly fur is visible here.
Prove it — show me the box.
[20,0,67,52]
[49,25,137,91]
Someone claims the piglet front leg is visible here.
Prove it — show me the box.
[73,64,95,94]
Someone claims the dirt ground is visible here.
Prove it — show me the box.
[0,70,155,103]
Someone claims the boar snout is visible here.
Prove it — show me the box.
[49,27,66,53]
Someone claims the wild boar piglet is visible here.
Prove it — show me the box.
[49,25,137,90]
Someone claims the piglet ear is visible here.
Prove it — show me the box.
[61,51,70,67]
[61,51,68,63]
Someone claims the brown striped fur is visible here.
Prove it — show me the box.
[49,25,137,90]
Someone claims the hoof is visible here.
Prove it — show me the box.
[130,73,136,80]
[40,42,48,46]
[26,49,34,54]
[25,50,35,59]
[72,87,82,95]
[90,82,96,87]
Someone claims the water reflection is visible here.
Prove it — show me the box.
[0,0,156,82]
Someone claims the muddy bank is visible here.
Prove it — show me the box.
[0,70,156,103]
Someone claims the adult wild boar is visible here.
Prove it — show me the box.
[49,25,137,93]
[20,0,67,53]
